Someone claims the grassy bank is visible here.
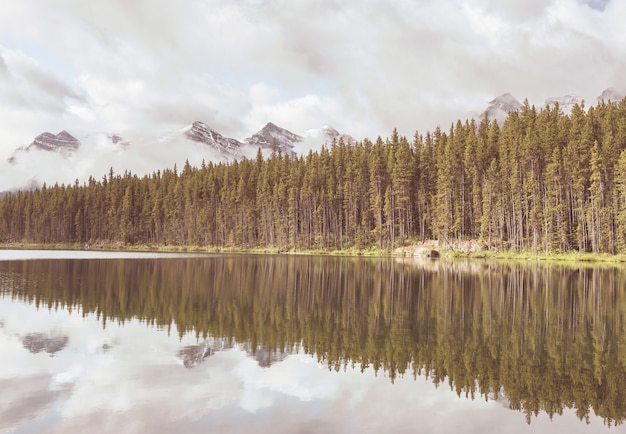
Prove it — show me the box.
[450,249,626,263]
[2,241,626,263]
[0,242,392,257]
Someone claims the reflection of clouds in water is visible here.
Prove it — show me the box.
[0,297,614,433]
[0,375,69,433]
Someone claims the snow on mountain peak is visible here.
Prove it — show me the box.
[2,121,352,192]
[488,93,522,113]
[183,121,246,159]
[544,94,584,114]
[245,123,302,155]
[478,93,522,123]
[597,87,625,103]
[296,125,354,154]
[304,125,335,137]
[28,130,80,154]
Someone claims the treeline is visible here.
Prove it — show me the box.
[2,98,626,252]
[3,256,626,424]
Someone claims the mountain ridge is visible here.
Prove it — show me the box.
[28,130,80,154]
[2,121,351,193]
[478,87,626,122]
[244,122,303,156]
[183,121,247,160]
[4,86,625,193]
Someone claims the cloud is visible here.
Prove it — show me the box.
[466,0,550,21]
[0,53,7,75]
[0,47,81,111]
[583,0,610,11]
[0,0,625,167]
[0,375,65,432]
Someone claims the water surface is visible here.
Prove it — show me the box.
[1,251,625,433]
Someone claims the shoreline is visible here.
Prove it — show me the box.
[2,242,626,263]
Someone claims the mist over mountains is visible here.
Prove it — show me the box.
[478,87,625,123]
[1,121,353,193]
[2,87,624,194]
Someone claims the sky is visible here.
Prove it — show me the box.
[0,0,625,165]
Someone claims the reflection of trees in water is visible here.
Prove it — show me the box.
[1,256,626,425]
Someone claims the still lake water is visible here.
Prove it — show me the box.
[1,250,626,433]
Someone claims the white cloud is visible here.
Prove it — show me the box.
[0,0,625,176]
[67,104,96,123]
[244,94,351,139]
[249,83,282,105]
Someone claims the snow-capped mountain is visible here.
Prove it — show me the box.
[27,130,80,154]
[108,134,131,149]
[244,122,302,156]
[303,125,353,144]
[1,121,350,193]
[543,88,625,113]
[545,94,584,114]
[477,87,626,124]
[481,93,522,123]
[3,130,135,194]
[597,87,625,103]
[183,121,247,160]
[161,121,306,161]
[8,131,128,164]
[296,125,354,154]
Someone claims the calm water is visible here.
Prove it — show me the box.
[1,250,626,433]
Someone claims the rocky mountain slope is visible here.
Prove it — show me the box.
[28,131,80,154]
[183,121,247,160]
[244,122,302,156]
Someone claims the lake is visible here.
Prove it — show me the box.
[1,250,626,433]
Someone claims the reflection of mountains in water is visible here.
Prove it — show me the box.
[22,333,69,356]
[2,255,626,425]
[177,337,295,368]
[178,337,231,368]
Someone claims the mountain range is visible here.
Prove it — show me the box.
[480,87,625,122]
[10,121,350,163]
[27,131,81,154]
[2,86,625,194]
[2,122,354,193]
[177,337,295,369]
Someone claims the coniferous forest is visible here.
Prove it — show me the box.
[2,98,626,253]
